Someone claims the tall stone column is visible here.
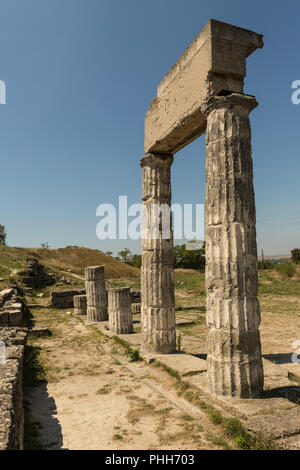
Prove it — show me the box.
[85,266,108,322]
[108,287,133,334]
[140,153,176,354]
[202,93,264,398]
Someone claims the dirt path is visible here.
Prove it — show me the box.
[25,306,227,450]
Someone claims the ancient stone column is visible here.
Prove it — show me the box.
[140,153,176,353]
[202,93,264,398]
[108,287,133,334]
[85,266,108,322]
[73,295,87,315]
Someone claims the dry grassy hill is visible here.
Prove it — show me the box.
[0,245,139,280]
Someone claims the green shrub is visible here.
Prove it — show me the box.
[276,262,296,279]
[127,348,141,362]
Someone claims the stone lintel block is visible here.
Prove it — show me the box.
[145,20,263,154]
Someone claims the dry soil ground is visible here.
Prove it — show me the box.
[23,267,300,450]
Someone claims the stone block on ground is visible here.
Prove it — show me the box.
[50,289,85,309]
[154,353,207,377]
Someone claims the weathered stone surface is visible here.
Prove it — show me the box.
[145,19,263,154]
[277,434,300,450]
[246,407,300,439]
[0,327,27,450]
[28,325,51,337]
[108,287,133,334]
[85,266,108,322]
[73,294,87,315]
[0,288,24,326]
[202,93,263,398]
[140,153,176,354]
[155,353,207,376]
[50,289,85,309]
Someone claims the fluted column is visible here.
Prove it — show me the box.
[73,295,87,315]
[140,153,176,353]
[202,93,264,398]
[108,287,133,334]
[85,266,108,322]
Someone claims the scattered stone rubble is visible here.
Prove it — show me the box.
[50,289,85,309]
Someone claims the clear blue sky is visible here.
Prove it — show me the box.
[0,0,299,256]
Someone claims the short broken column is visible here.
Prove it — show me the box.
[108,287,133,334]
[202,93,264,398]
[73,295,87,315]
[140,153,176,354]
[85,266,108,322]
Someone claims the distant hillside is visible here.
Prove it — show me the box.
[0,246,139,279]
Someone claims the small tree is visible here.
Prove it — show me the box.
[0,225,6,245]
[41,242,50,249]
[291,249,300,264]
[118,248,131,264]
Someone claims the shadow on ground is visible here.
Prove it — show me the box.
[263,353,294,365]
[25,382,64,450]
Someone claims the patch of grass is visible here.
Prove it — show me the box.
[180,414,193,422]
[205,433,233,450]
[112,335,142,362]
[127,348,141,362]
[154,361,181,381]
[96,385,111,395]
[113,434,123,441]
[176,333,182,352]
[23,345,46,385]
[156,407,173,415]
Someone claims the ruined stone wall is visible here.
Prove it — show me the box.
[0,288,24,326]
[0,327,27,450]
[50,289,86,309]
[19,258,55,289]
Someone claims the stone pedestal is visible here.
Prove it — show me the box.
[108,287,133,334]
[202,93,264,398]
[85,266,108,322]
[140,153,176,354]
[73,295,87,315]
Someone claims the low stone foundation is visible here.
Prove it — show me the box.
[0,327,27,450]
[0,288,24,326]
[50,289,85,309]
[19,258,55,289]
